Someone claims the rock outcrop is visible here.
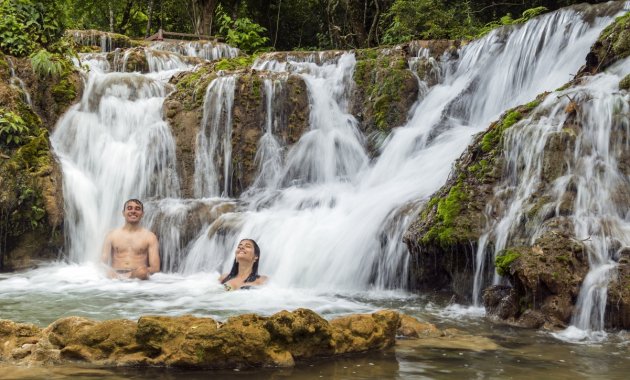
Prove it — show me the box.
[0,52,81,271]
[404,12,630,329]
[0,309,399,368]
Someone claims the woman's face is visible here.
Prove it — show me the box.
[235,240,257,263]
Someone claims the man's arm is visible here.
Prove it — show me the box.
[147,233,160,274]
[101,232,113,265]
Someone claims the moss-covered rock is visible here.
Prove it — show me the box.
[579,12,630,75]
[166,62,309,198]
[351,46,418,147]
[403,98,542,300]
[620,74,630,91]
[66,29,133,52]
[0,54,77,270]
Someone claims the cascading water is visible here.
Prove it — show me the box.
[193,75,236,198]
[250,77,286,190]
[0,2,626,340]
[476,57,630,341]
[150,40,240,61]
[468,5,630,341]
[6,58,32,105]
[181,5,624,294]
[50,53,185,263]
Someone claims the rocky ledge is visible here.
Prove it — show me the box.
[0,309,400,368]
[0,310,500,369]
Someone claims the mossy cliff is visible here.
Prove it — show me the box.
[404,12,630,329]
[66,29,135,53]
[351,41,458,152]
[403,99,541,301]
[164,57,309,198]
[164,42,453,198]
[0,52,82,270]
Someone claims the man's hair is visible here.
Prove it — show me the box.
[123,199,144,211]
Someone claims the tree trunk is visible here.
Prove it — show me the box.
[117,0,135,33]
[109,2,114,33]
[273,0,282,48]
[200,0,217,36]
[346,0,368,47]
[146,0,155,38]
[366,0,381,47]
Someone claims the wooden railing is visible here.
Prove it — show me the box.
[146,28,222,42]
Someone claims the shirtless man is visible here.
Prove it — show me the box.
[101,199,160,280]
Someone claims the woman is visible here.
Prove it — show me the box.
[219,239,268,290]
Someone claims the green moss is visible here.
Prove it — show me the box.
[524,99,541,110]
[556,254,570,264]
[620,74,630,91]
[52,77,77,110]
[422,181,469,248]
[555,82,572,92]
[467,159,489,179]
[601,12,630,51]
[214,56,255,71]
[251,75,262,100]
[495,249,521,276]
[354,53,412,132]
[481,109,523,153]
[0,52,9,81]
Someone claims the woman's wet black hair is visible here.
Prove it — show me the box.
[221,239,261,284]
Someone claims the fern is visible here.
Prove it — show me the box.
[30,49,64,78]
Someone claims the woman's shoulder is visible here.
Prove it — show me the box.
[254,275,268,284]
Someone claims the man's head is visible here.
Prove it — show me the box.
[122,199,144,224]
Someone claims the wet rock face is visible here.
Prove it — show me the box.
[0,55,78,270]
[578,12,630,76]
[483,285,519,320]
[484,220,589,329]
[166,64,310,198]
[0,309,400,368]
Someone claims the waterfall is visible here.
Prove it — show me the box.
[253,53,369,187]
[469,9,630,338]
[149,41,240,60]
[193,75,237,198]
[250,78,285,190]
[42,2,628,327]
[176,4,626,292]
[6,58,32,106]
[51,69,182,263]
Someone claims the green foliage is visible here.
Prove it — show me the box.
[0,109,30,147]
[30,49,65,78]
[621,74,630,91]
[216,5,270,54]
[381,0,476,43]
[0,0,68,57]
[477,7,549,38]
[495,249,521,276]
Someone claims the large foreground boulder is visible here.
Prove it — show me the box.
[0,309,399,368]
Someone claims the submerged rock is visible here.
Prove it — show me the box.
[0,309,400,369]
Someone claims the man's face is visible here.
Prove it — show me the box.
[123,201,144,223]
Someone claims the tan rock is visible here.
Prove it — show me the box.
[397,314,442,338]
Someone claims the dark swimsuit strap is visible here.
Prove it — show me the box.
[221,273,260,284]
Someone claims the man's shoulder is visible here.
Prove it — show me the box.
[141,227,158,240]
